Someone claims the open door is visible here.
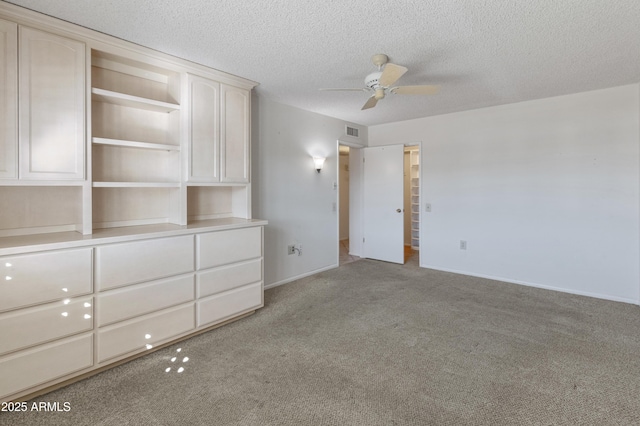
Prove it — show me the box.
[363,144,404,264]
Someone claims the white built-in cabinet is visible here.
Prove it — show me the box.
[220,84,250,183]
[0,3,265,402]
[0,19,17,179]
[187,74,220,182]
[0,20,85,181]
[19,26,85,180]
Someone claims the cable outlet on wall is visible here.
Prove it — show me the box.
[460,240,467,250]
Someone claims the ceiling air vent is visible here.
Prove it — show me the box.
[346,126,359,138]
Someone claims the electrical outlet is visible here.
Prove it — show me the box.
[460,240,467,250]
[288,245,295,255]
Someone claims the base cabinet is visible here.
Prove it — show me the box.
[0,222,265,401]
[97,304,195,363]
[197,282,262,327]
[0,334,93,399]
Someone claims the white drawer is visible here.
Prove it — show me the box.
[0,296,93,356]
[197,259,261,299]
[197,226,261,270]
[0,248,93,312]
[96,235,194,290]
[0,334,93,400]
[98,275,195,326]
[197,282,262,327]
[97,304,195,363]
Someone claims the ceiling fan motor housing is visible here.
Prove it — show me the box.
[365,71,383,90]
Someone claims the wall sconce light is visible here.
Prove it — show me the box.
[313,156,326,173]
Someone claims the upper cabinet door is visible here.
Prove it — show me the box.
[0,19,17,180]
[220,84,249,183]
[19,26,85,180]
[187,74,219,182]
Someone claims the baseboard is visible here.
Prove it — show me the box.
[264,264,338,290]
[421,264,640,306]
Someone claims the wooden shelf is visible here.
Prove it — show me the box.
[93,137,180,152]
[93,182,181,188]
[91,88,180,113]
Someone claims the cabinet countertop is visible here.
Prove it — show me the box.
[0,217,268,256]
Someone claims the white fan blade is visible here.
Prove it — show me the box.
[319,88,367,92]
[378,63,408,87]
[392,85,440,95]
[361,95,378,110]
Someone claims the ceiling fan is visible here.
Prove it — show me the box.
[320,54,440,110]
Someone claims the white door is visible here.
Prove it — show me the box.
[363,144,404,264]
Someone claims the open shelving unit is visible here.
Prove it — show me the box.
[90,49,184,230]
[409,149,420,250]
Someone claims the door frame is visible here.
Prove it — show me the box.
[336,139,365,266]
[336,140,422,266]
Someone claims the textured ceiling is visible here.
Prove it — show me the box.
[6,0,640,126]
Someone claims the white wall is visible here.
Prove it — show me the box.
[369,84,640,304]
[252,96,367,288]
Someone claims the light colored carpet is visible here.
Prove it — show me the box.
[3,258,640,425]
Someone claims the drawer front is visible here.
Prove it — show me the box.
[0,248,93,312]
[96,235,194,290]
[98,275,195,326]
[197,282,262,327]
[97,304,195,363]
[0,296,93,356]
[197,259,261,299]
[0,333,93,400]
[197,226,261,270]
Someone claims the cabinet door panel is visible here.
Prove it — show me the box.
[0,296,93,356]
[198,259,261,298]
[188,74,219,182]
[220,84,249,183]
[0,19,17,179]
[0,333,93,400]
[19,26,85,180]
[197,227,261,269]
[197,282,262,327]
[95,235,194,290]
[97,304,194,363]
[0,248,93,312]
[98,274,195,326]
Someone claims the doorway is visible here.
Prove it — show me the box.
[404,146,419,263]
[338,145,360,265]
[338,142,420,266]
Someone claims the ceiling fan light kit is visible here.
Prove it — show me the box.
[321,53,441,110]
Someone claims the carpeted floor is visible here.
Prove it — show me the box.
[2,259,640,425]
